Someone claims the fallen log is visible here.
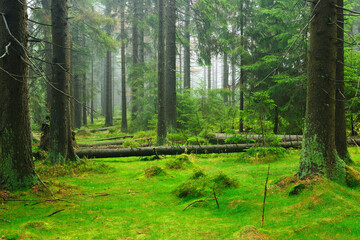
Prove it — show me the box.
[83,135,134,142]
[76,142,302,159]
[77,137,154,147]
[79,127,116,133]
[210,134,303,144]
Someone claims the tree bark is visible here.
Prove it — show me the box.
[184,0,191,89]
[335,0,352,164]
[131,0,139,121]
[121,0,128,132]
[48,0,78,164]
[165,0,177,130]
[223,52,229,103]
[157,0,167,145]
[76,142,301,159]
[298,0,346,184]
[0,0,37,190]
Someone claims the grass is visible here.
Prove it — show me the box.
[1,148,360,239]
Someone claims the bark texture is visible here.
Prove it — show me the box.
[335,0,352,164]
[183,0,191,89]
[48,0,78,164]
[120,0,128,132]
[0,0,37,190]
[157,0,167,145]
[298,0,346,184]
[165,0,177,130]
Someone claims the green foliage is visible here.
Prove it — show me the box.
[36,158,113,178]
[166,154,192,169]
[173,171,238,198]
[239,147,286,163]
[122,140,140,148]
[185,136,208,146]
[144,166,166,178]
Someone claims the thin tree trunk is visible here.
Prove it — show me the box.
[208,64,211,90]
[184,0,191,89]
[131,0,139,121]
[223,52,229,103]
[165,0,177,130]
[335,0,352,164]
[91,55,94,124]
[157,0,167,145]
[121,0,128,132]
[0,0,37,190]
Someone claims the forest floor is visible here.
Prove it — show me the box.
[2,127,360,239]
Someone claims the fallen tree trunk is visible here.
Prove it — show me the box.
[76,142,302,159]
[80,127,116,133]
[84,135,134,142]
[210,134,303,144]
[77,137,153,147]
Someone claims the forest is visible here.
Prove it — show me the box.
[1,0,360,239]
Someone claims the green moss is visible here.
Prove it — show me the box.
[345,166,360,188]
[299,125,346,185]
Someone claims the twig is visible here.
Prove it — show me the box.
[0,42,11,59]
[183,198,216,211]
[93,193,110,198]
[46,209,65,217]
[261,163,271,228]
[0,218,11,223]
[31,199,65,206]
[213,188,219,209]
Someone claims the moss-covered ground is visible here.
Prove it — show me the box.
[2,130,360,239]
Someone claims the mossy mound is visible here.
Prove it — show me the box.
[173,171,239,198]
[238,147,286,164]
[166,154,192,169]
[22,221,51,231]
[190,169,206,179]
[345,166,360,188]
[233,225,270,240]
[272,174,324,196]
[144,166,166,178]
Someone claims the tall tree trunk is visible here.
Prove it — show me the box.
[105,4,113,126]
[239,2,245,132]
[335,0,352,164]
[41,0,52,110]
[0,0,37,190]
[273,106,279,134]
[91,55,94,124]
[105,50,113,126]
[82,71,87,126]
[48,0,78,164]
[157,0,167,145]
[223,52,229,103]
[298,0,346,184]
[207,64,211,90]
[131,0,139,121]
[121,0,128,132]
[165,0,177,130]
[184,0,191,89]
[74,74,82,129]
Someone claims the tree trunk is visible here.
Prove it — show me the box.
[48,0,78,164]
[165,0,177,130]
[74,74,82,129]
[0,0,37,190]
[184,0,191,89]
[223,52,229,103]
[41,0,52,110]
[76,142,301,159]
[298,0,346,184]
[105,50,113,126]
[157,0,167,145]
[91,55,94,124]
[131,0,139,121]
[207,64,211,90]
[335,0,352,164]
[121,0,128,132]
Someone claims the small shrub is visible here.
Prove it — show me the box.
[238,147,286,163]
[185,136,208,145]
[173,171,238,198]
[190,169,206,179]
[166,154,191,169]
[212,172,239,189]
[122,140,140,148]
[144,166,166,178]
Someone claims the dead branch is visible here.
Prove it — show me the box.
[0,218,11,223]
[183,198,216,211]
[46,209,65,217]
[261,163,271,228]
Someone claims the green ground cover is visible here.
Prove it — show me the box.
[1,148,360,239]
